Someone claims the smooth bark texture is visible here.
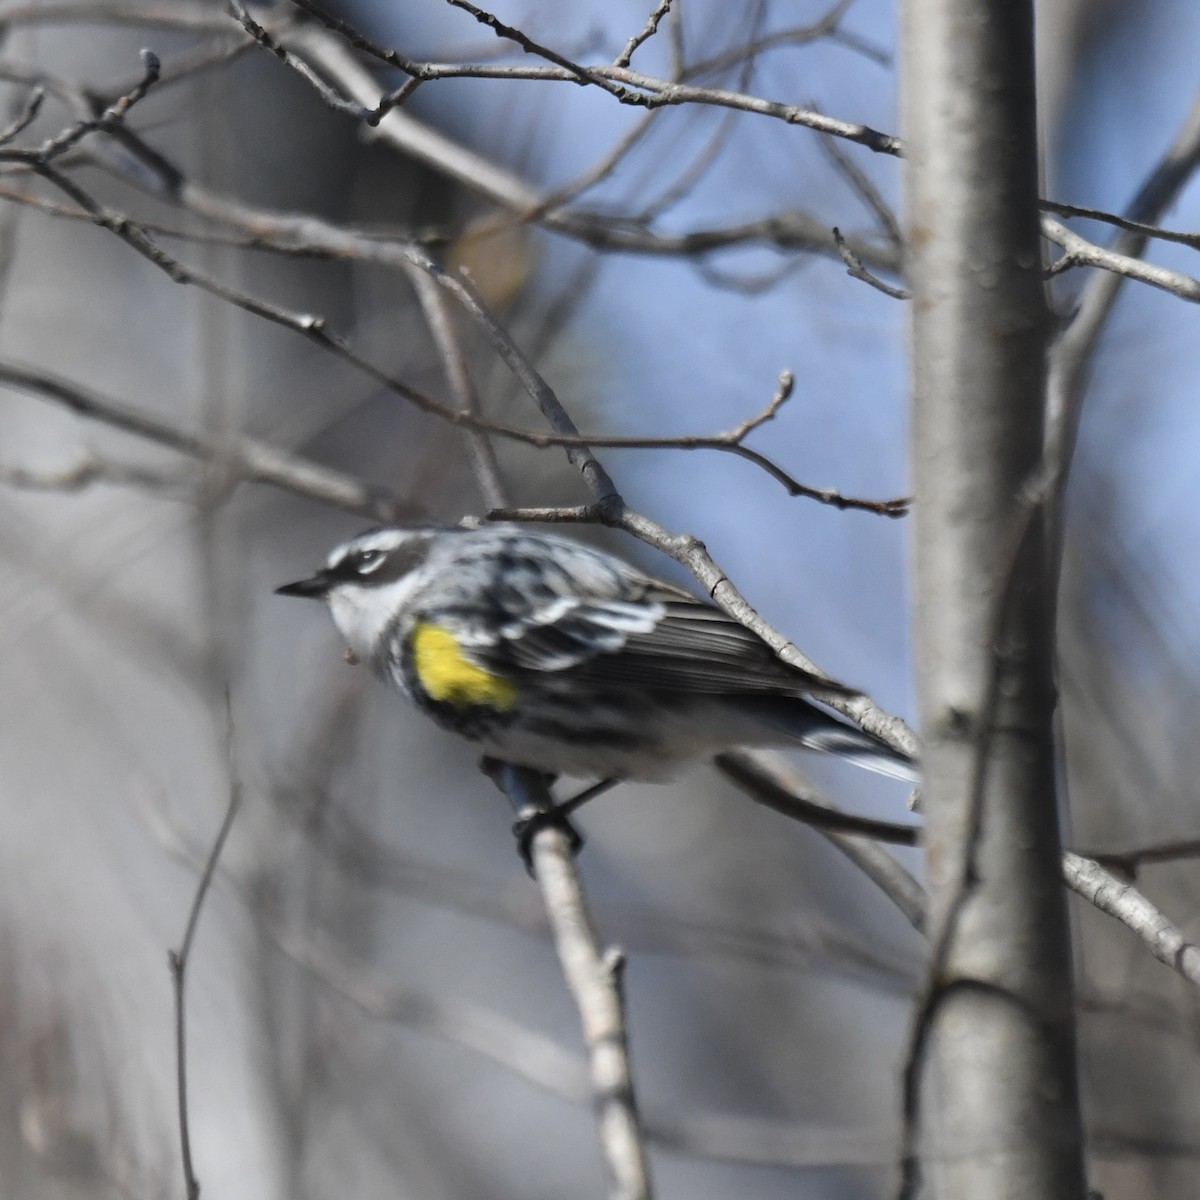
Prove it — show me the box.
[901,2,1087,1197]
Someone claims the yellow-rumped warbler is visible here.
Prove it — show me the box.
[276,524,916,783]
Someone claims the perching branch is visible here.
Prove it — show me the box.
[492,765,653,1200]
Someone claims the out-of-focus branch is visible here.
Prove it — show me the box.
[167,695,243,1200]
[404,263,508,511]
[0,360,422,521]
[715,750,927,933]
[283,26,900,269]
[493,765,653,1200]
[819,129,902,248]
[1045,94,1200,492]
[0,160,904,511]
[832,227,910,299]
[0,455,187,494]
[1077,836,1200,874]
[0,5,1170,286]
[1042,197,1200,250]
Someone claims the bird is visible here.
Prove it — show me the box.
[276,523,916,787]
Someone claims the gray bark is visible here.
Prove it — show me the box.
[901,1,1088,1196]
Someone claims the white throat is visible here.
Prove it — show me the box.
[326,574,423,665]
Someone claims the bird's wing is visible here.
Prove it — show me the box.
[461,582,858,699]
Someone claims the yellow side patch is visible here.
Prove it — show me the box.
[410,621,517,711]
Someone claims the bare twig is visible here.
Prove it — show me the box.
[0,84,42,146]
[0,153,902,510]
[0,455,188,494]
[1041,197,1200,251]
[34,47,159,162]
[1076,835,1200,874]
[832,227,909,299]
[714,752,919,846]
[1063,853,1200,988]
[1045,94,1200,495]
[404,263,509,510]
[615,0,674,69]
[280,21,902,154]
[225,0,370,119]
[167,693,243,1200]
[819,130,902,247]
[493,765,653,1200]
[1042,216,1200,301]
[0,359,421,520]
[445,0,661,108]
[715,751,926,932]
[684,0,890,76]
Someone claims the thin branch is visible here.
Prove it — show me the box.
[503,367,908,515]
[0,84,43,146]
[1042,216,1200,301]
[225,0,370,120]
[684,0,890,76]
[1077,835,1200,874]
[1045,94,1200,496]
[0,359,421,521]
[404,262,509,510]
[714,752,919,846]
[279,22,902,154]
[506,107,660,225]
[488,504,602,523]
[1041,197,1200,252]
[615,0,674,69]
[715,751,926,932]
[0,455,189,494]
[0,158,903,511]
[832,226,909,299]
[1063,853,1200,988]
[167,693,243,1200]
[445,0,662,107]
[31,47,159,162]
[819,129,902,247]
[493,765,653,1200]
[268,28,903,268]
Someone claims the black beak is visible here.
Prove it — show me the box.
[275,572,331,599]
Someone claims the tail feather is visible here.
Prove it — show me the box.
[739,695,919,783]
[793,725,919,782]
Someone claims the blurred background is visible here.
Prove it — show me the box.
[1,0,1199,1197]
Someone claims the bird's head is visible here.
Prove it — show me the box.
[276,526,440,664]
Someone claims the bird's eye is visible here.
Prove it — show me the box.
[348,548,385,574]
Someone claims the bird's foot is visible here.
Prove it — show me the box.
[511,804,585,874]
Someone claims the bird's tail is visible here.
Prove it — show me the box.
[737,695,919,783]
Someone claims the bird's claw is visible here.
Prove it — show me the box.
[512,803,585,875]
